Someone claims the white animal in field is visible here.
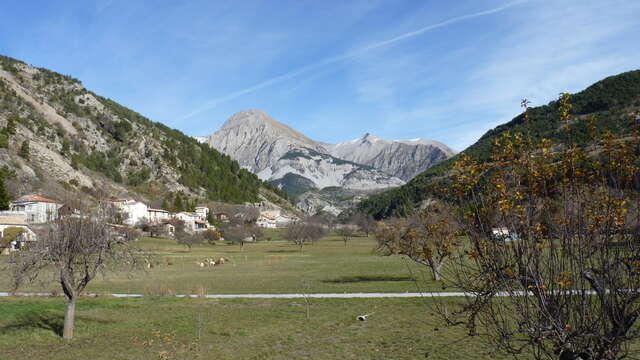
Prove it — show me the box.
[198,262,205,268]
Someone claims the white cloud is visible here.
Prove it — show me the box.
[179,0,528,121]
[345,0,640,150]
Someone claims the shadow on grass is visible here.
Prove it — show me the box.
[265,249,299,254]
[323,275,416,283]
[0,311,113,337]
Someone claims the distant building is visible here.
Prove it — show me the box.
[10,194,63,223]
[195,219,210,231]
[195,206,209,220]
[174,211,212,232]
[257,213,277,228]
[112,200,148,226]
[274,214,295,228]
[0,211,36,253]
[174,211,198,232]
[257,209,295,228]
[212,212,229,222]
[147,208,170,223]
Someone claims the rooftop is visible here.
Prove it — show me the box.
[13,194,60,204]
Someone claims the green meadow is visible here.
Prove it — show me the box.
[0,233,441,295]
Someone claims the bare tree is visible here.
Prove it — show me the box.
[223,223,261,251]
[220,205,261,251]
[226,205,259,224]
[176,231,204,251]
[376,203,459,281]
[352,213,376,237]
[431,96,640,359]
[337,226,356,247]
[285,220,326,251]
[9,203,148,340]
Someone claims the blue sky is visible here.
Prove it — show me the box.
[1,0,639,150]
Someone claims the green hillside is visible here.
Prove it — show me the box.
[359,69,640,219]
[0,54,289,206]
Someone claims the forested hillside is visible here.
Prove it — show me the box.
[0,54,289,208]
[360,69,640,218]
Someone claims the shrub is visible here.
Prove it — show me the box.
[18,140,30,160]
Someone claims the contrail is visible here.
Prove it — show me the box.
[181,0,526,120]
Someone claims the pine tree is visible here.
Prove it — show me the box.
[173,194,183,212]
[70,155,79,170]
[207,208,215,225]
[0,177,9,210]
[5,116,16,135]
[18,140,30,160]
[0,132,7,149]
[61,138,70,155]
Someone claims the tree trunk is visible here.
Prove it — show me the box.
[431,262,443,281]
[63,297,76,340]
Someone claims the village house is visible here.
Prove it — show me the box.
[112,199,149,226]
[0,211,36,254]
[257,209,295,228]
[195,206,209,221]
[147,208,170,223]
[173,211,198,232]
[257,213,277,228]
[10,194,64,224]
[194,219,210,231]
[212,212,229,222]
[274,213,295,228]
[173,211,212,232]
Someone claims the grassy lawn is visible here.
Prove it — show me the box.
[0,296,513,360]
[0,233,442,295]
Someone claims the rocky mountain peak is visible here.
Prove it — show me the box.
[360,133,382,143]
[207,110,326,173]
[326,134,456,181]
[220,109,275,130]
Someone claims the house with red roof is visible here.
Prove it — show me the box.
[9,194,64,224]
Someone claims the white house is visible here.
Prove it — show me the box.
[274,214,295,228]
[113,200,149,226]
[174,211,198,232]
[257,209,295,228]
[10,194,63,224]
[147,208,170,223]
[257,213,277,228]
[491,227,519,242]
[194,219,210,231]
[195,206,209,220]
[173,211,212,232]
[0,211,36,253]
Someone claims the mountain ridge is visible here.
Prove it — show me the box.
[326,133,456,181]
[0,54,292,213]
[358,69,640,219]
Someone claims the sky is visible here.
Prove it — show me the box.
[1,0,639,151]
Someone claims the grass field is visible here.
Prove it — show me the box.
[0,296,514,360]
[0,233,441,295]
[0,232,514,359]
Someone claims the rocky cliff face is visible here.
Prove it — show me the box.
[0,55,286,209]
[204,111,405,196]
[205,110,326,173]
[327,133,456,181]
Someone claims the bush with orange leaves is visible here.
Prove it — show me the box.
[435,94,640,360]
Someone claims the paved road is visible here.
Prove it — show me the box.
[0,291,472,299]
